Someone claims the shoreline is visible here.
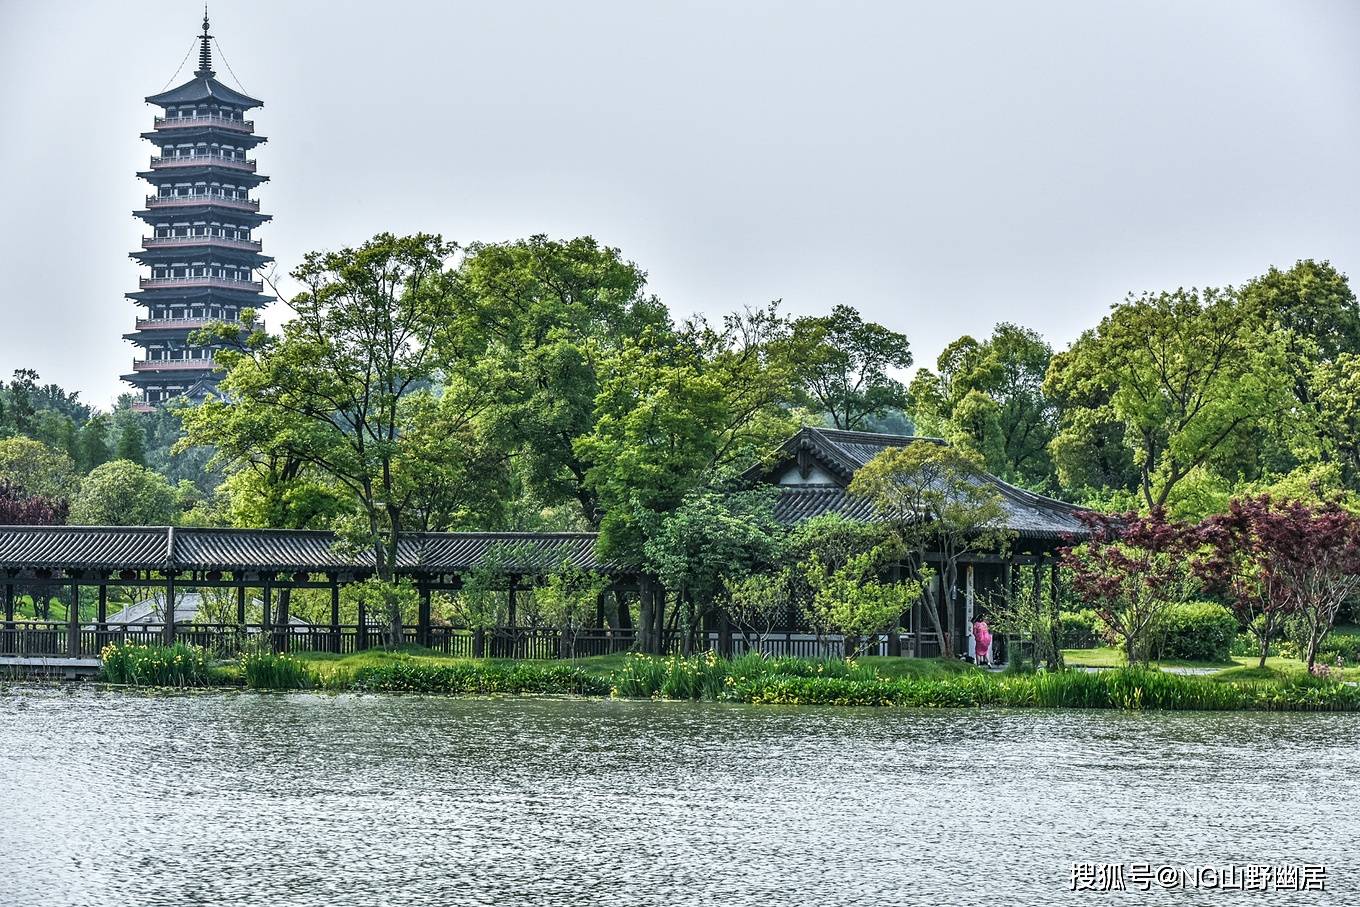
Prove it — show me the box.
[9,648,1360,712]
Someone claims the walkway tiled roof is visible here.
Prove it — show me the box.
[0,527,617,574]
[762,426,1090,541]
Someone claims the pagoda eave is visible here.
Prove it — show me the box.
[134,207,272,226]
[138,169,269,186]
[130,250,273,267]
[126,290,273,305]
[142,129,267,146]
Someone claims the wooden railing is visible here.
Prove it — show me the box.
[132,358,218,372]
[139,276,263,292]
[142,235,262,252]
[0,622,914,662]
[145,195,260,212]
[153,114,254,132]
[150,155,256,172]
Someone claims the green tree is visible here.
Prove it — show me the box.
[1312,354,1360,489]
[801,545,922,657]
[1045,287,1289,511]
[849,443,1009,658]
[0,437,79,502]
[111,405,147,466]
[455,235,670,525]
[534,559,608,658]
[909,323,1056,488]
[183,233,480,645]
[643,482,783,653]
[75,414,111,473]
[69,460,177,526]
[786,304,912,430]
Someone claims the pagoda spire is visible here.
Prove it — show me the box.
[195,7,214,78]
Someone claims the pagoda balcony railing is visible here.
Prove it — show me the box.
[153,114,254,133]
[150,155,257,172]
[132,358,219,372]
[142,235,262,252]
[139,276,264,292]
[145,194,259,212]
[133,317,214,331]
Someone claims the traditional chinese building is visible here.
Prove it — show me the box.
[123,12,272,411]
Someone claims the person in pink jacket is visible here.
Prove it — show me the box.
[972,617,992,666]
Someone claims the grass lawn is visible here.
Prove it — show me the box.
[1061,647,1236,671]
[1062,646,1360,682]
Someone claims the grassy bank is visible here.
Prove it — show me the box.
[90,643,1360,711]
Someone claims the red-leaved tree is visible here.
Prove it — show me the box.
[1203,496,1360,670]
[0,480,68,525]
[1061,509,1194,664]
[1194,497,1300,668]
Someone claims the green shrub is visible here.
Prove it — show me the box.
[240,651,314,690]
[349,659,607,695]
[1318,632,1360,665]
[1059,609,1104,649]
[100,642,211,687]
[1151,603,1238,662]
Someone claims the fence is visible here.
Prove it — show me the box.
[0,621,941,663]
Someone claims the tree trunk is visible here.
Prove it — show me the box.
[637,578,655,654]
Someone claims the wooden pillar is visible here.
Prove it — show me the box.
[236,584,246,625]
[330,581,341,654]
[67,581,80,658]
[594,590,606,629]
[96,583,108,654]
[262,580,274,652]
[4,582,15,655]
[506,577,518,659]
[417,585,432,649]
[163,573,176,645]
[717,608,732,659]
[357,599,368,651]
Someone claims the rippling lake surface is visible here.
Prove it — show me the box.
[1,688,1355,906]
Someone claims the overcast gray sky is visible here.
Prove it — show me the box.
[2,0,1357,408]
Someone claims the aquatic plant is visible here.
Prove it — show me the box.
[100,642,212,687]
[240,651,314,690]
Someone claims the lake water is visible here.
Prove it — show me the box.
[1,688,1355,906]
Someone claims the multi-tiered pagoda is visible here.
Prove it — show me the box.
[124,12,272,411]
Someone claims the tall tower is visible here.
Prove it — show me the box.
[124,11,273,411]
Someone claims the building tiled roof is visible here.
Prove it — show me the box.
[146,76,263,109]
[0,527,619,575]
[763,426,1090,541]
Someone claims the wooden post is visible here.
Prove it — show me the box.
[357,599,368,651]
[236,584,246,624]
[68,581,80,658]
[507,577,518,658]
[637,577,654,654]
[4,582,15,654]
[330,581,341,654]
[96,583,107,654]
[163,573,176,645]
[417,585,432,649]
